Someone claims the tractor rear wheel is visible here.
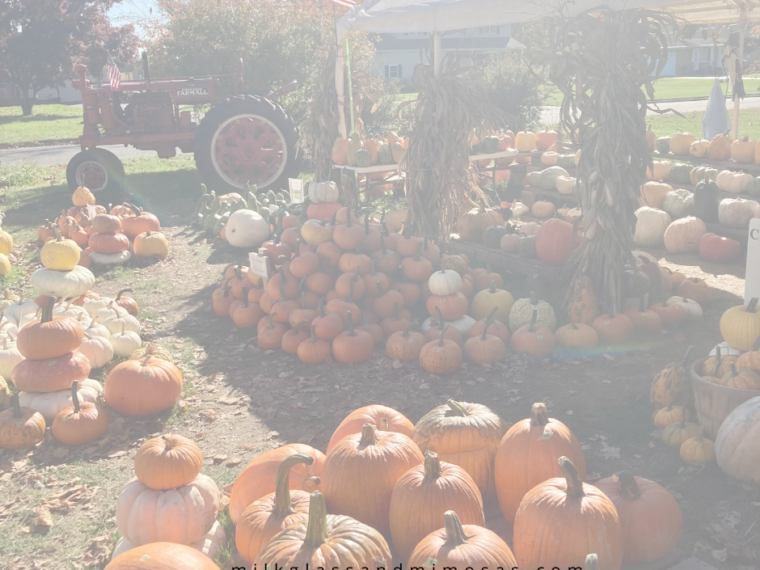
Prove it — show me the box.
[66,149,122,192]
[194,94,299,193]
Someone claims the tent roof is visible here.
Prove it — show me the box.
[337,0,760,39]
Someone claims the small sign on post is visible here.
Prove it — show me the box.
[249,251,271,287]
[288,178,304,205]
[746,218,760,305]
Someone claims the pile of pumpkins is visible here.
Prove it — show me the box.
[651,127,760,166]
[208,399,687,570]
[38,186,168,269]
[332,131,408,168]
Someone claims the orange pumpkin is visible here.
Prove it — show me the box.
[88,232,130,254]
[121,206,160,239]
[104,355,183,416]
[17,297,84,360]
[0,394,46,450]
[419,328,463,374]
[51,381,108,445]
[12,351,90,393]
[386,322,426,362]
[425,292,468,321]
[327,405,414,454]
[105,542,220,570]
[134,434,203,491]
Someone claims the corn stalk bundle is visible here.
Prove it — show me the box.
[401,59,501,243]
[547,9,674,313]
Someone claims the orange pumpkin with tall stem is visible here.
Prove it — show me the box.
[332,311,374,364]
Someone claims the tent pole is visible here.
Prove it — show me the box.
[346,38,355,134]
[732,19,745,140]
[433,32,441,77]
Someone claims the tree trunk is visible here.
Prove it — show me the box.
[20,88,34,116]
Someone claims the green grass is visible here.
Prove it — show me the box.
[543,76,760,106]
[0,103,82,148]
[647,106,760,141]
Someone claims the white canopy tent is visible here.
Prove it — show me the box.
[335,0,760,138]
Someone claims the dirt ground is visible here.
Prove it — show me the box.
[0,207,758,569]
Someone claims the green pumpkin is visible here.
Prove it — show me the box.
[656,137,671,154]
[518,235,537,258]
[669,163,693,185]
[747,176,760,199]
[527,171,543,187]
[356,148,372,168]
[481,136,500,154]
[692,179,720,222]
[623,266,651,298]
[540,166,569,190]
[378,143,393,165]
[557,154,576,169]
[482,224,507,248]
[346,133,363,166]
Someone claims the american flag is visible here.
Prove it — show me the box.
[331,0,355,8]
[108,59,121,91]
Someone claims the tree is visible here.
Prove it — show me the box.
[0,0,138,115]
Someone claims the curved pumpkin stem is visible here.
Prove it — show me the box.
[530,402,550,427]
[414,241,422,260]
[489,280,498,294]
[358,423,378,449]
[11,392,21,418]
[442,511,470,548]
[558,456,585,499]
[402,320,412,338]
[278,287,287,305]
[446,399,468,417]
[318,297,326,318]
[529,308,538,332]
[346,310,356,337]
[70,380,81,414]
[747,298,758,314]
[481,313,497,341]
[273,453,314,517]
[422,451,443,484]
[712,346,722,378]
[41,297,55,324]
[617,472,640,500]
[435,305,446,331]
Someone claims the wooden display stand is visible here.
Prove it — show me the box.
[449,236,562,279]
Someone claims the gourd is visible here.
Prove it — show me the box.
[718,197,759,227]
[31,265,95,299]
[668,163,693,185]
[19,378,102,421]
[716,170,753,194]
[509,292,556,332]
[662,189,693,219]
[308,181,339,204]
[633,207,671,247]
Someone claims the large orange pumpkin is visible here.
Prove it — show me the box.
[494,402,586,523]
[535,218,577,265]
[389,451,484,560]
[104,355,183,416]
[327,405,414,454]
[17,297,84,359]
[595,472,682,562]
[236,453,314,564]
[412,400,508,498]
[12,351,91,393]
[105,542,220,570]
[513,457,623,570]
[456,201,504,242]
[408,510,517,570]
[121,206,160,239]
[229,443,325,524]
[321,424,423,537]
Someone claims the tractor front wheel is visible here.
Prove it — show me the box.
[66,150,123,192]
[194,94,299,193]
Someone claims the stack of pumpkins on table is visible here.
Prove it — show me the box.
[220,400,684,570]
[106,433,226,569]
[38,186,168,269]
[636,128,760,263]
[649,295,760,481]
[331,131,409,197]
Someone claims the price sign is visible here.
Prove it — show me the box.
[746,218,760,305]
[249,251,271,281]
[288,178,304,204]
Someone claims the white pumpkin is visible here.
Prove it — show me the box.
[666,296,703,319]
[18,378,102,421]
[224,209,269,249]
[428,270,463,296]
[3,299,39,326]
[31,266,95,299]
[308,181,340,204]
[18,310,41,330]
[85,321,111,339]
[94,302,128,324]
[116,474,220,546]
[89,250,132,265]
[633,207,671,247]
[83,296,114,317]
[511,201,530,217]
[109,328,142,357]
[716,170,753,194]
[555,175,576,195]
[112,521,227,561]
[103,311,141,335]
[78,334,114,369]
[718,198,760,228]
[53,302,91,326]
[0,291,20,313]
[708,341,743,357]
[661,189,694,219]
[421,314,476,336]
[0,319,19,339]
[663,216,707,253]
[0,337,23,380]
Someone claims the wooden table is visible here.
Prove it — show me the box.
[449,237,563,278]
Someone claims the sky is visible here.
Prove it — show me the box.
[108,0,161,37]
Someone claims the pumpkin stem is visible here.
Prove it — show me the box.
[585,554,600,570]
[558,456,585,499]
[375,280,384,296]
[278,287,288,306]
[530,291,538,305]
[438,326,445,347]
[712,346,722,377]
[638,296,646,312]
[529,308,538,332]
[442,511,471,548]
[268,311,275,329]
[70,380,81,414]
[747,298,759,313]
[435,305,446,329]
[617,472,640,500]
[303,491,329,547]
[347,277,356,303]
[481,313,497,341]
[273,453,314,516]
[364,213,370,235]
[358,423,378,449]
[309,323,318,342]
[681,345,694,366]
[11,392,22,418]
[346,310,356,336]
[402,320,412,338]
[318,297,326,318]
[530,403,550,426]
[446,399,468,417]
[422,451,443,484]
[489,280,497,294]
[278,265,287,285]
[730,362,739,378]
[41,297,55,323]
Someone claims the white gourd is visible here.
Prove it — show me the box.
[3,299,38,326]
[633,207,671,247]
[428,270,463,296]
[103,309,141,335]
[94,302,128,324]
[421,315,476,336]
[83,296,113,317]
[0,336,23,380]
[666,296,703,319]
[85,321,111,339]
[89,251,132,265]
[109,327,142,357]
[509,296,557,331]
[53,302,91,326]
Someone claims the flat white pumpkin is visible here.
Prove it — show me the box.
[708,341,743,357]
[308,181,340,204]
[428,270,463,296]
[94,303,128,324]
[716,170,753,194]
[633,207,671,247]
[85,321,111,339]
[103,312,141,335]
[53,302,91,326]
[3,300,39,326]
[18,378,102,421]
[89,250,132,265]
[78,335,114,368]
[31,266,95,299]
[83,296,114,317]
[666,296,703,319]
[224,209,269,249]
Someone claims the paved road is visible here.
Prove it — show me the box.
[0,143,177,167]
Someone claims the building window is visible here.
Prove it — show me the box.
[385,64,402,79]
[477,26,500,35]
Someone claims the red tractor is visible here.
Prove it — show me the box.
[68,54,299,194]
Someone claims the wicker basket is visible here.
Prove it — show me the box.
[690,359,760,438]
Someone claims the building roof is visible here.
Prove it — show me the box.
[374,33,525,51]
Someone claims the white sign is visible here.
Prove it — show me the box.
[288,179,304,204]
[249,251,271,280]
[747,218,760,305]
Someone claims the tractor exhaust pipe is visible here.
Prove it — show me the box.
[142,52,151,87]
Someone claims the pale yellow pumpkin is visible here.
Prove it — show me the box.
[0,253,11,276]
[0,231,12,256]
[40,232,81,271]
[531,201,555,220]
[646,161,671,181]
[540,152,558,166]
[670,131,696,155]
[731,137,756,163]
[716,170,753,194]
[515,132,537,152]
[72,186,96,207]
[134,231,169,260]
[639,181,673,209]
[719,298,760,352]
